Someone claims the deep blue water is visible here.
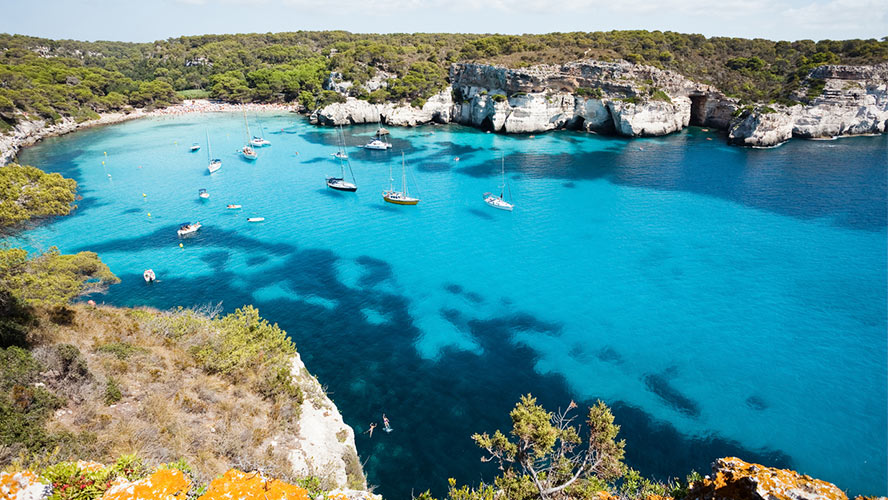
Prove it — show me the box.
[13,113,888,497]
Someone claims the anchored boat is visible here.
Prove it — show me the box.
[177,222,202,236]
[483,157,514,211]
[241,108,258,160]
[383,153,419,205]
[365,127,393,150]
[206,130,222,174]
[327,126,357,192]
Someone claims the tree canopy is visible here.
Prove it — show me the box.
[0,31,885,123]
[0,163,78,232]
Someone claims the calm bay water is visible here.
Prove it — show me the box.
[14,113,887,497]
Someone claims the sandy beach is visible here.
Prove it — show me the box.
[0,99,295,165]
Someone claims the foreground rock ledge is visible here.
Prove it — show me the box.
[688,457,878,500]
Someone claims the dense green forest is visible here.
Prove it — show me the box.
[1,31,886,127]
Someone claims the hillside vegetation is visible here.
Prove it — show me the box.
[1,31,886,127]
[0,244,362,489]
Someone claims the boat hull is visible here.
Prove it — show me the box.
[484,197,513,211]
[327,178,357,192]
[384,195,419,205]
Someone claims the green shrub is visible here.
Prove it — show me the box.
[490,94,507,103]
[104,377,122,405]
[96,342,144,360]
[650,90,672,103]
[575,87,603,99]
[0,346,65,452]
[806,78,827,99]
[619,96,642,105]
[193,306,298,399]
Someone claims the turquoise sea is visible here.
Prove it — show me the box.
[13,112,888,497]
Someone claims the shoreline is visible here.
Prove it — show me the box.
[0,99,294,166]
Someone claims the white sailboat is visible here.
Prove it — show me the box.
[331,125,348,159]
[250,117,271,147]
[206,130,222,174]
[326,126,357,191]
[483,157,514,211]
[241,108,258,160]
[383,153,419,205]
[365,127,393,150]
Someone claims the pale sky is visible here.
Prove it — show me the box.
[0,0,885,42]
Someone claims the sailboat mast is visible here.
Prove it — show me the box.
[402,153,408,195]
[389,162,394,191]
[243,108,252,142]
[501,156,506,198]
[206,130,211,162]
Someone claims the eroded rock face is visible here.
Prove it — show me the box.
[728,63,888,146]
[283,353,365,490]
[688,457,848,500]
[607,97,691,137]
[728,109,796,147]
[314,91,452,127]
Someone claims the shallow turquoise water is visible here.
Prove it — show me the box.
[14,113,888,497]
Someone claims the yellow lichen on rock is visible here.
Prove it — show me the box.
[1,470,47,500]
[101,468,190,500]
[196,469,309,500]
[689,457,848,500]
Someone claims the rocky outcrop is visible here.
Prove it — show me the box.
[313,91,452,127]
[1,465,379,500]
[607,97,691,136]
[103,468,190,500]
[315,59,886,147]
[728,109,796,147]
[688,457,849,500]
[728,63,888,147]
[284,353,365,489]
[0,112,145,165]
[0,471,51,500]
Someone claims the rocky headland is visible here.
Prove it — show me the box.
[0,101,294,166]
[313,60,888,148]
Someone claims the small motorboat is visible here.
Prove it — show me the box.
[364,127,393,150]
[199,188,210,199]
[177,222,201,236]
[250,136,271,147]
[247,217,265,223]
[143,269,156,283]
[190,143,201,152]
[226,204,242,209]
[331,151,348,160]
